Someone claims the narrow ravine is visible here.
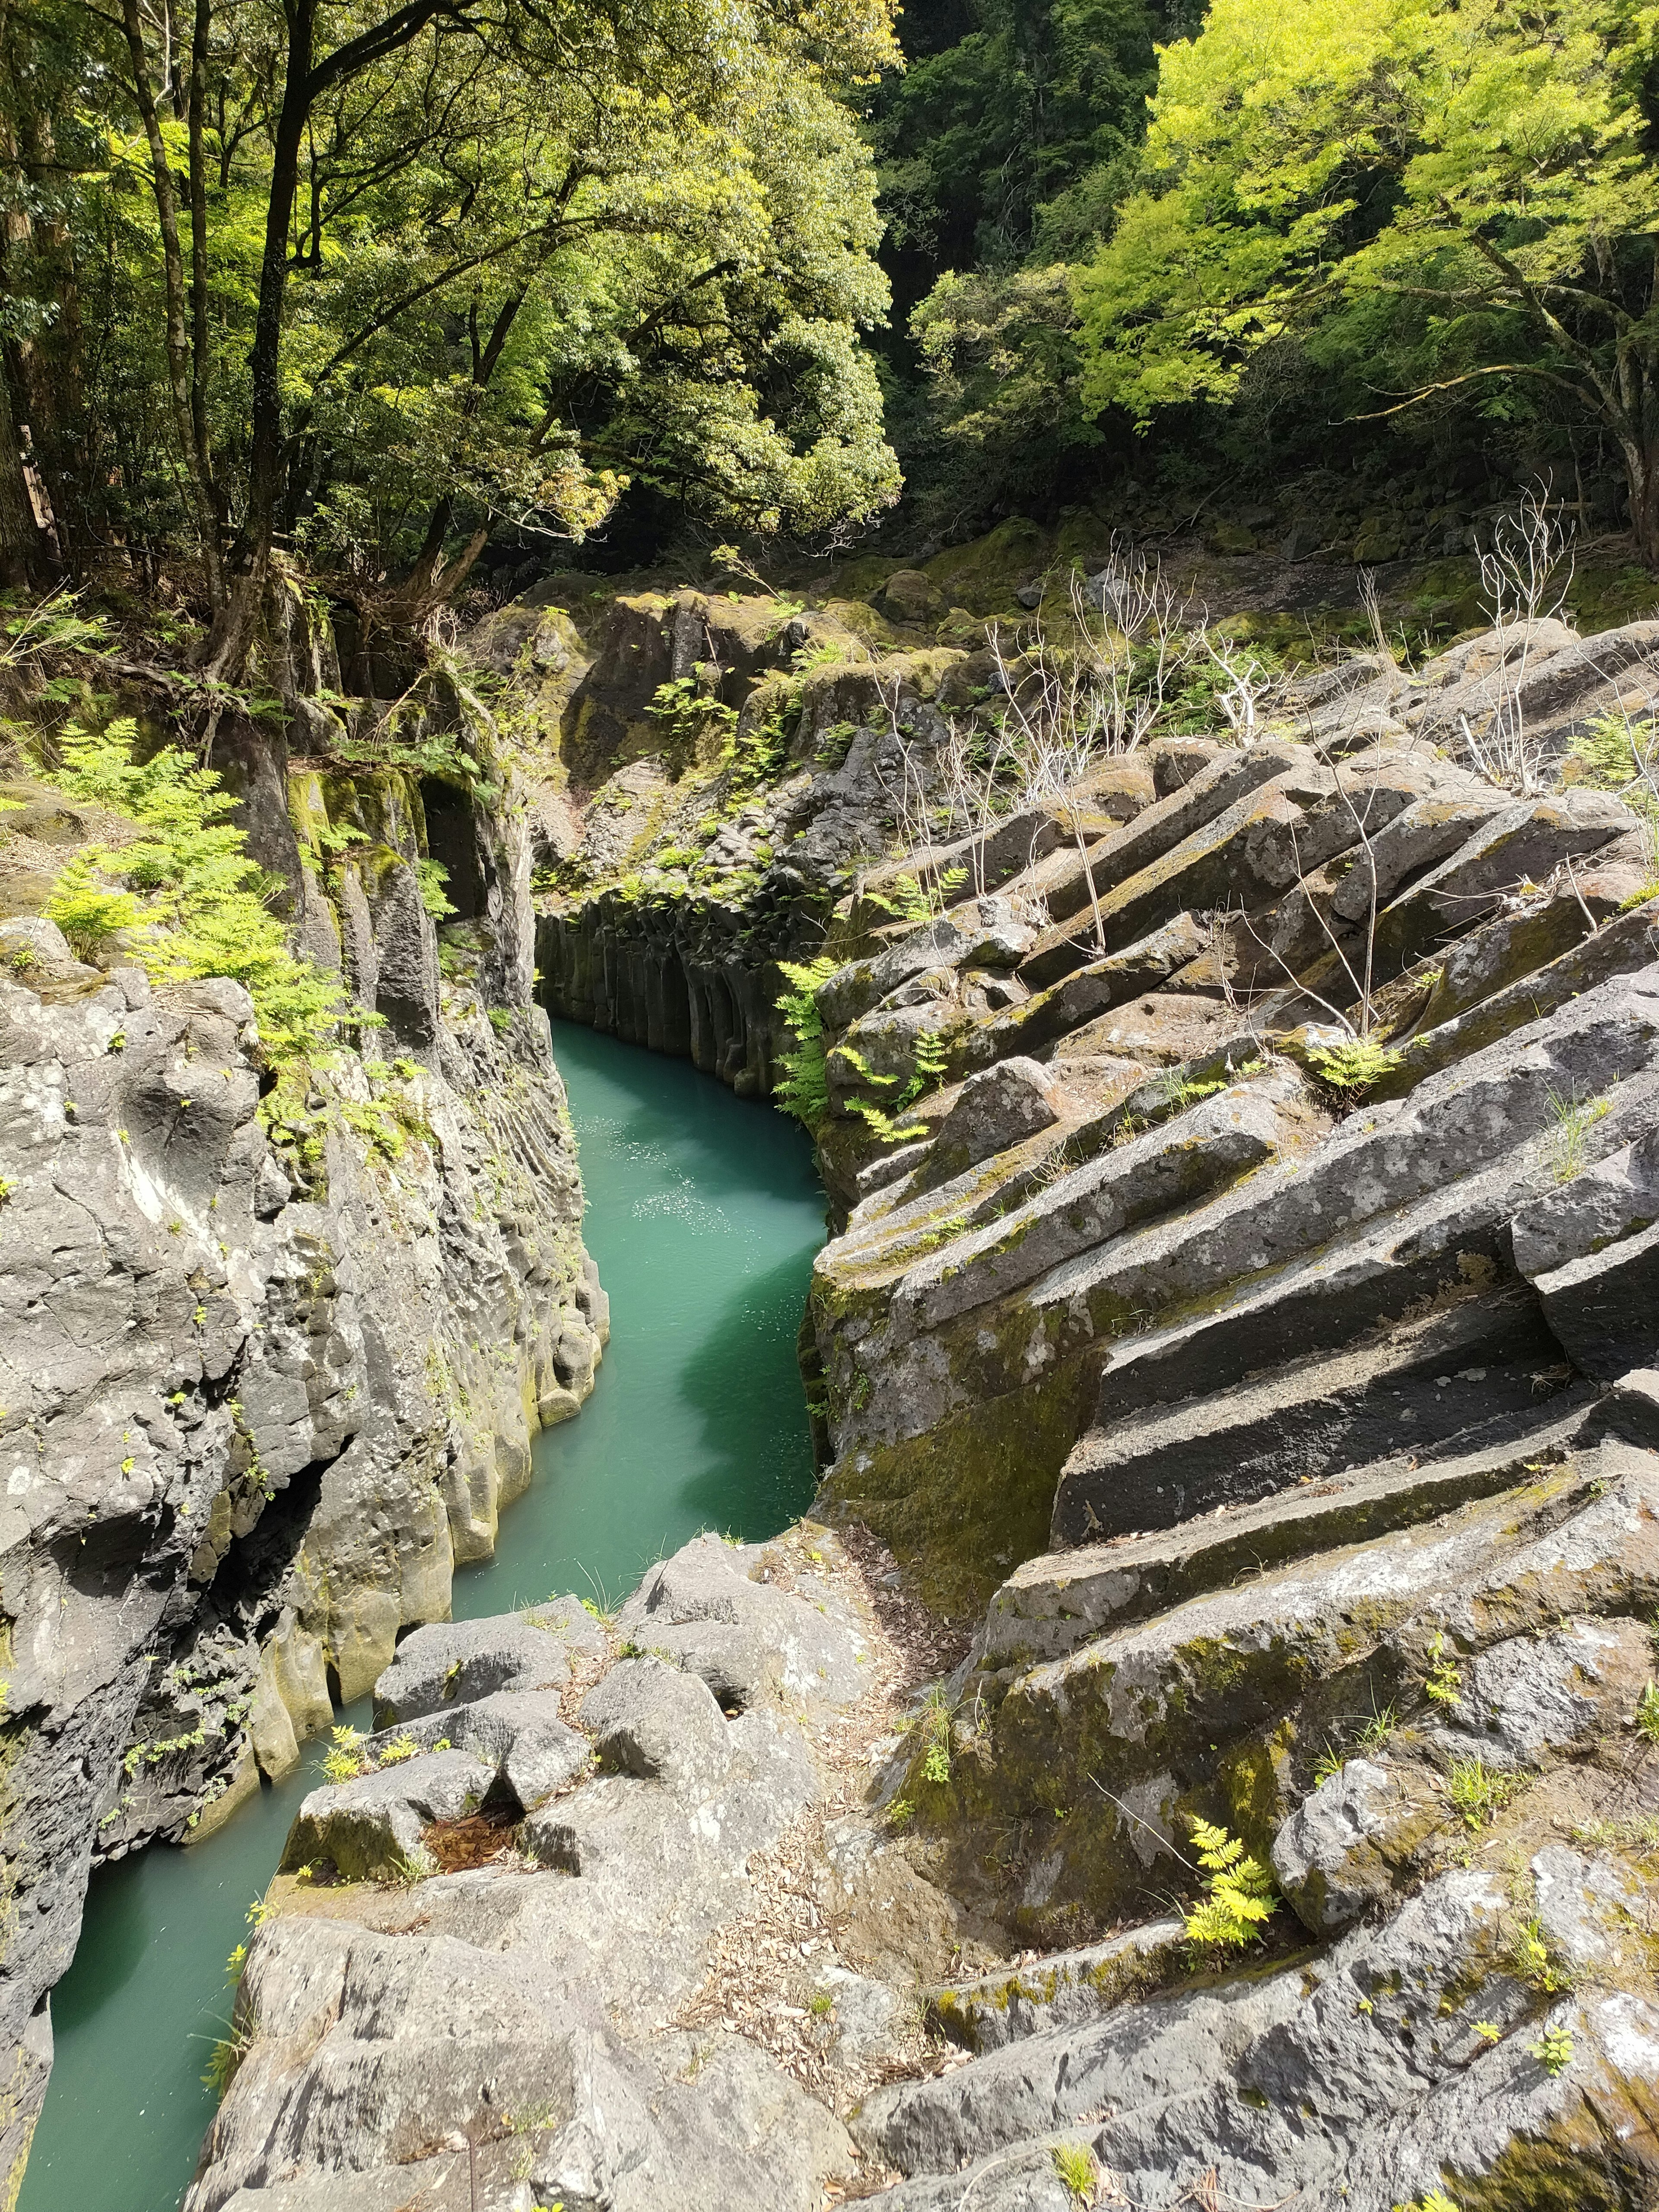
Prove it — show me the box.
[19,1021,826,2212]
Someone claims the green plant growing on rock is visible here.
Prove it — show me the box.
[774,956,839,1133]
[1545,1084,1611,1183]
[1635,1681,1659,1741]
[201,2016,254,2101]
[1050,2139,1100,2200]
[1511,1915,1574,1995]
[1446,1758,1520,1830]
[44,857,143,960]
[918,1688,952,1785]
[1529,2024,1575,2076]
[1356,1697,1398,1752]
[1424,1631,1463,1708]
[1182,1817,1278,1953]
[41,720,347,1071]
[322,1725,369,1785]
[1392,2193,1460,2212]
[1308,1035,1404,1093]
[415,858,455,918]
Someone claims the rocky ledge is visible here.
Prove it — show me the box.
[0,657,604,2196]
[193,1392,1659,2210]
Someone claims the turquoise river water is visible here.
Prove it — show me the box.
[21,1020,826,2212]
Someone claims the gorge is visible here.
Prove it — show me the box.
[7,534,1659,2212]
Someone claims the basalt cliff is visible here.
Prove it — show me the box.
[181,550,1659,2211]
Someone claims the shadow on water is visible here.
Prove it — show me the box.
[21,1019,827,2212]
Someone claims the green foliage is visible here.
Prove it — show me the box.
[1446,1758,1520,1830]
[1392,2193,1460,2212]
[1050,2139,1100,2201]
[1546,1085,1611,1183]
[1511,1915,1574,1995]
[43,858,143,960]
[1182,1817,1278,1952]
[42,720,347,1072]
[202,2021,253,2101]
[1068,0,1659,547]
[416,859,456,919]
[774,955,839,1133]
[1636,1681,1659,1742]
[1424,1631,1463,1709]
[1307,1036,1404,1093]
[1529,2025,1575,2077]
[12,0,902,607]
[918,1688,953,1785]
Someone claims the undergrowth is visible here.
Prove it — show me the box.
[39,718,347,1072]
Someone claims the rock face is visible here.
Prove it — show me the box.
[187,1532,907,2212]
[798,656,1659,1606]
[169,590,1659,2212]
[0,697,603,2197]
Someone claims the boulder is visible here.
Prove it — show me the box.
[281,1748,496,1879]
[372,1605,602,1726]
[579,1657,733,1788]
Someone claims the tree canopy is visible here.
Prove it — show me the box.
[0,0,903,647]
[1070,0,1659,550]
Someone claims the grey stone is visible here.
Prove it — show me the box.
[372,1605,601,1725]
[616,1532,868,1703]
[1535,1215,1659,1379]
[1271,1758,1438,1932]
[578,1656,733,1787]
[1053,1281,1567,1542]
[928,1921,1185,2053]
[282,1748,496,1879]
[929,1058,1066,1170]
[364,1687,588,1811]
[856,1865,1659,2212]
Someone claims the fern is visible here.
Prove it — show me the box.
[1308,1035,1403,1092]
[41,720,348,1072]
[773,955,838,1133]
[1183,1817,1278,1951]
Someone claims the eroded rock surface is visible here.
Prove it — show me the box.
[0,738,602,2194]
[188,1529,968,2212]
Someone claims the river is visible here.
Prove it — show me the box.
[20,1020,826,2212]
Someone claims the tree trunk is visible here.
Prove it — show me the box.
[121,0,223,610]
[203,1,314,676]
[0,351,48,587]
[1623,432,1659,569]
[187,0,219,546]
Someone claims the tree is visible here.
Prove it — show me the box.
[5,0,900,666]
[1071,0,1659,560]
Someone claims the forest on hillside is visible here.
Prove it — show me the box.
[4,0,1659,651]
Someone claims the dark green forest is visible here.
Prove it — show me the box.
[4,0,1659,652]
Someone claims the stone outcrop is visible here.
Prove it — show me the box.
[164,591,1659,2212]
[185,1530,933,2212]
[0,664,603,2199]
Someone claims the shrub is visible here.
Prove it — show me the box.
[43,719,348,1072]
[1637,1681,1659,1742]
[1183,1817,1278,1951]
